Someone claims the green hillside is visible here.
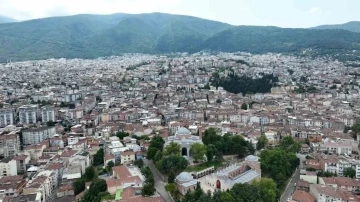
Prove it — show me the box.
[312,21,360,33]
[1,13,360,61]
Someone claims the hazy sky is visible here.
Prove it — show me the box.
[0,0,359,28]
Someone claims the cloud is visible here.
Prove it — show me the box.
[309,7,321,13]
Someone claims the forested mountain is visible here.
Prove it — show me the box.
[1,13,360,61]
[0,16,17,24]
[312,21,360,33]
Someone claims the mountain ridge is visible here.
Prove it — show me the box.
[0,16,18,24]
[312,21,360,33]
[1,13,360,61]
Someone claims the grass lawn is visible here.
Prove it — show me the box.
[185,161,224,172]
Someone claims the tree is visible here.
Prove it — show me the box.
[46,121,55,127]
[142,180,155,196]
[279,136,301,153]
[73,178,85,195]
[260,149,299,188]
[163,142,181,156]
[147,147,159,160]
[253,178,278,202]
[190,143,207,162]
[165,183,177,195]
[134,159,144,168]
[80,178,107,202]
[241,103,248,110]
[93,148,104,166]
[106,161,115,173]
[160,155,188,174]
[216,99,222,103]
[84,166,97,181]
[257,135,268,150]
[168,169,176,183]
[202,128,221,145]
[154,151,163,162]
[116,131,129,139]
[206,144,215,162]
[230,183,262,202]
[344,167,356,178]
[351,122,360,139]
[147,136,165,154]
[220,192,236,202]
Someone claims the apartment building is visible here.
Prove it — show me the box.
[41,106,55,123]
[0,108,14,127]
[19,105,37,124]
[23,176,47,202]
[0,175,26,199]
[13,155,30,174]
[0,158,17,177]
[120,151,135,164]
[0,133,20,158]
[22,127,56,145]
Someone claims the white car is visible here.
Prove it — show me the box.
[287,198,290,202]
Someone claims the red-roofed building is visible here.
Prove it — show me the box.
[292,190,315,202]
[108,166,144,195]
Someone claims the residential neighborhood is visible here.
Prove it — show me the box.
[0,52,360,202]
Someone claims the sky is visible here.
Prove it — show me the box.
[0,0,359,28]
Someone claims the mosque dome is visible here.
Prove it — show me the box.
[176,172,194,182]
[176,127,191,135]
[245,155,259,162]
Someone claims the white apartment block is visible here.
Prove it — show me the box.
[0,158,17,177]
[41,106,55,123]
[321,142,352,155]
[22,127,56,145]
[19,105,38,124]
[0,108,14,127]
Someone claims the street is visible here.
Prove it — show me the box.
[143,158,173,202]
[280,154,306,202]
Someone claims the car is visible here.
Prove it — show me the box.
[287,198,290,202]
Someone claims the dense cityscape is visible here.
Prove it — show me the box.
[0,52,359,202]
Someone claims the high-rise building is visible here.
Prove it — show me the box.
[0,108,14,127]
[19,105,37,124]
[41,106,55,123]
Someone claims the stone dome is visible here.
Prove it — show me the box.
[176,172,193,182]
[245,155,259,162]
[176,127,191,135]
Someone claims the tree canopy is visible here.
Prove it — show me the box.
[212,73,278,95]
[202,128,255,158]
[163,142,181,156]
[93,148,104,166]
[260,149,299,188]
[190,143,207,162]
[343,167,356,178]
[279,136,301,153]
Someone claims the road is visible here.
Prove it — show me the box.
[143,158,173,202]
[280,154,306,202]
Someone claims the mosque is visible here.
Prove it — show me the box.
[164,127,203,157]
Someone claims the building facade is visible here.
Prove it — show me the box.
[19,105,37,125]
[22,127,56,145]
[41,106,55,123]
[0,108,14,127]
